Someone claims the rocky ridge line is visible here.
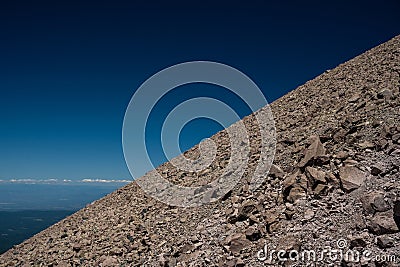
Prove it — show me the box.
[1,35,400,266]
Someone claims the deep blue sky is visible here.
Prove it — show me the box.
[0,0,399,180]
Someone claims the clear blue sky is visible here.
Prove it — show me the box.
[0,0,399,180]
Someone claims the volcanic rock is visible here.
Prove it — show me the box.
[269,164,285,179]
[335,151,349,160]
[360,192,391,214]
[367,211,399,235]
[244,227,261,241]
[339,165,367,192]
[225,234,251,254]
[377,235,394,249]
[298,135,326,167]
[377,89,393,100]
[1,35,400,267]
[305,166,326,185]
[349,234,368,248]
[286,186,307,203]
[370,165,383,176]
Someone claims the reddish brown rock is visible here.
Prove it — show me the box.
[360,192,390,214]
[269,164,285,179]
[367,211,399,235]
[226,234,251,254]
[305,166,326,185]
[339,165,367,192]
[287,186,307,203]
[298,135,326,167]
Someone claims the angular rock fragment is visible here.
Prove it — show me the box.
[262,210,279,225]
[370,165,383,176]
[348,93,360,103]
[305,166,326,185]
[179,243,195,254]
[282,169,309,203]
[360,192,390,214]
[303,209,314,221]
[298,135,326,167]
[392,133,400,142]
[339,165,367,192]
[358,140,374,149]
[99,256,119,267]
[377,89,393,100]
[72,243,81,252]
[313,184,328,196]
[349,233,368,248]
[245,227,261,241]
[269,164,285,179]
[367,211,399,235]
[333,128,347,142]
[287,186,307,203]
[394,200,400,228]
[282,169,300,193]
[376,235,394,248]
[225,234,251,254]
[237,201,257,221]
[278,235,301,253]
[335,151,349,160]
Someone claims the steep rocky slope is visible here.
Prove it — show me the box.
[1,35,399,266]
